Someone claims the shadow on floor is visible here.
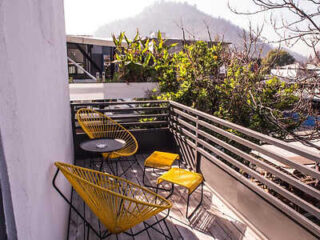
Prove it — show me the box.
[189,206,247,240]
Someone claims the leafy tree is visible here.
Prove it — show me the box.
[263,49,295,68]
[112,31,176,82]
[230,0,320,147]
[113,31,315,141]
[216,60,300,138]
[156,41,224,113]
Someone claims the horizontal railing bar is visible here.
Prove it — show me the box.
[198,120,320,180]
[170,128,197,149]
[74,121,168,130]
[115,119,168,124]
[169,122,197,143]
[74,115,168,124]
[107,113,169,120]
[76,127,170,135]
[198,129,320,200]
[71,100,169,106]
[197,147,320,237]
[171,108,197,122]
[170,128,197,170]
[97,107,168,112]
[170,101,320,163]
[197,138,320,220]
[170,116,197,132]
[116,121,168,126]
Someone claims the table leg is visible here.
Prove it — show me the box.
[108,157,116,175]
[100,153,117,175]
[99,157,104,172]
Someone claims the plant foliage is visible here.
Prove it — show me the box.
[113,31,317,140]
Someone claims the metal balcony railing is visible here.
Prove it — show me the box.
[70,99,320,237]
[70,100,169,133]
[168,100,320,237]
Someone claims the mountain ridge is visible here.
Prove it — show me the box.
[95,1,305,62]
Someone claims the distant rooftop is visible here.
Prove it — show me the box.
[66,34,231,47]
[67,35,117,47]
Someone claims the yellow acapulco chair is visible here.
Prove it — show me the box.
[76,108,138,175]
[53,162,173,239]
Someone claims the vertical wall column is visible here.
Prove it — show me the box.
[0,0,73,239]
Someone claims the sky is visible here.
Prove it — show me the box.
[63,0,315,57]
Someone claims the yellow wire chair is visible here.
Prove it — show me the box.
[53,162,173,239]
[76,108,139,175]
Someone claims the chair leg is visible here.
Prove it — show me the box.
[99,159,103,172]
[123,209,173,239]
[86,225,90,240]
[156,182,174,199]
[118,155,138,177]
[101,231,112,239]
[98,221,101,239]
[143,166,172,191]
[83,200,86,239]
[163,218,173,240]
[143,221,173,240]
[142,166,147,185]
[115,158,119,176]
[66,187,74,240]
[129,228,135,240]
[143,222,151,239]
[52,169,103,239]
[104,155,117,175]
[186,182,203,219]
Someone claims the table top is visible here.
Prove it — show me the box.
[80,138,126,153]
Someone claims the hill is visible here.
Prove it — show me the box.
[95,1,305,61]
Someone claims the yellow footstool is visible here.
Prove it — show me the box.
[142,151,179,189]
[157,168,204,219]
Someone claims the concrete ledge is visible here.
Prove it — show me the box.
[69,82,159,100]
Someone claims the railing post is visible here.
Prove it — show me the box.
[195,116,201,173]
[168,101,175,131]
[167,102,171,129]
[316,163,320,187]
[70,104,77,162]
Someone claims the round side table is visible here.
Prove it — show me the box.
[80,138,126,174]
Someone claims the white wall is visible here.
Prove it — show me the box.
[0,0,73,239]
[69,82,159,101]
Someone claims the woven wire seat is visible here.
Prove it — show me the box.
[54,162,172,237]
[76,108,138,159]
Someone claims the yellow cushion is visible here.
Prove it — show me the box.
[157,168,203,194]
[144,151,179,170]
